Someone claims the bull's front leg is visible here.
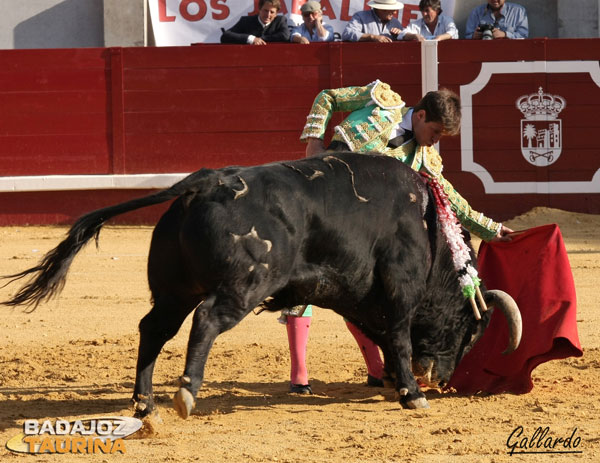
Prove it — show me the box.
[388,324,430,409]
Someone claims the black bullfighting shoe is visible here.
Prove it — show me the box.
[289,383,313,394]
[367,374,384,387]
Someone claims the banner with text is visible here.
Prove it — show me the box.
[148,0,456,46]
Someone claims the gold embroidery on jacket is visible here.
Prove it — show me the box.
[370,81,405,109]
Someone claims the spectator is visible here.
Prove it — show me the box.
[291,1,335,43]
[342,0,405,42]
[403,0,458,41]
[220,0,290,45]
[465,0,528,39]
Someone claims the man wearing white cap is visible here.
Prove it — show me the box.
[291,1,335,43]
[342,0,406,42]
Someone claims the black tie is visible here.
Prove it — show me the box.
[387,130,413,148]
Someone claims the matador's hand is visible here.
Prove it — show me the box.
[305,137,325,157]
[491,224,515,242]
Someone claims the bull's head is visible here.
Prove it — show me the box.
[410,289,522,388]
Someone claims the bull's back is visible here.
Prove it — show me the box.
[148,153,431,302]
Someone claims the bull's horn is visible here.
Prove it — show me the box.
[485,289,522,355]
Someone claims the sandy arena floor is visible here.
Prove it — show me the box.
[0,207,598,462]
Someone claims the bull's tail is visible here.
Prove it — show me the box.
[1,169,213,309]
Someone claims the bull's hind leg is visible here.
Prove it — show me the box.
[173,294,250,419]
[132,294,200,418]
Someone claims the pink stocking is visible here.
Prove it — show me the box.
[286,315,311,385]
[345,321,384,379]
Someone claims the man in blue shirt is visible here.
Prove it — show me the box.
[342,0,405,42]
[291,1,335,43]
[465,0,528,39]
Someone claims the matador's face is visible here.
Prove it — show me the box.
[413,109,444,147]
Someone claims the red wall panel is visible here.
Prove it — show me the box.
[0,135,110,176]
[0,48,111,179]
[0,43,422,224]
[1,40,598,225]
[118,41,423,176]
[439,39,600,220]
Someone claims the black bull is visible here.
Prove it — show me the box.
[2,152,521,417]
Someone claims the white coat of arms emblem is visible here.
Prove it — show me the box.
[516,87,566,166]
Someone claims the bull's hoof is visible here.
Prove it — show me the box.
[132,395,154,419]
[133,407,150,419]
[173,387,196,419]
[405,397,430,409]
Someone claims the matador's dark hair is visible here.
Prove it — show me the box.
[413,88,461,136]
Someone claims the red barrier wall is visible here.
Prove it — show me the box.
[118,42,420,173]
[0,48,112,176]
[0,42,421,224]
[438,39,600,220]
[0,40,598,225]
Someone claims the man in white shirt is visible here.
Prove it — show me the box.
[403,0,458,41]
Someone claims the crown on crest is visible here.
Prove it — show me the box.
[516,87,566,120]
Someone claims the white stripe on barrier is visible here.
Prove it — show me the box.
[0,174,190,192]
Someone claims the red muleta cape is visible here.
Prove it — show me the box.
[446,223,582,394]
